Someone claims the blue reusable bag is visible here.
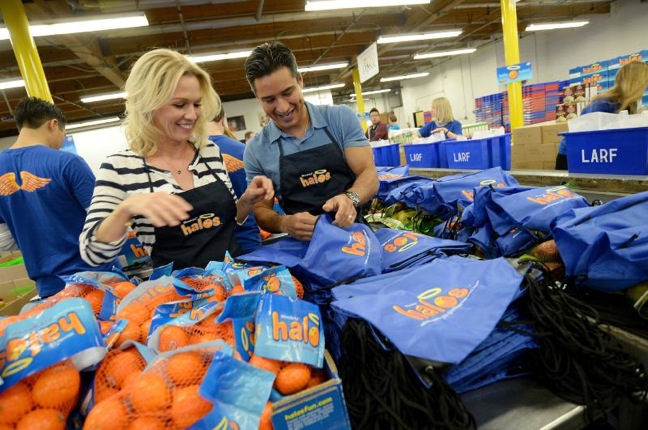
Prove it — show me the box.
[376,175,435,206]
[239,215,382,289]
[552,190,648,291]
[331,256,524,364]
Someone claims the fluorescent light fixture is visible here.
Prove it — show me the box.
[0,13,148,41]
[377,30,462,44]
[302,83,345,93]
[298,62,349,73]
[306,0,428,11]
[380,72,429,83]
[414,48,476,60]
[187,50,252,63]
[350,89,391,97]
[525,21,589,31]
[0,79,25,90]
[66,117,121,131]
[80,92,127,103]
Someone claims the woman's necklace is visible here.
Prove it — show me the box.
[174,145,194,174]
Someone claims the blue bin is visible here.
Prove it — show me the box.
[404,143,440,168]
[563,127,648,175]
[445,134,511,170]
[373,143,400,167]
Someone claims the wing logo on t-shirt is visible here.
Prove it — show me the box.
[222,153,244,173]
[0,171,52,196]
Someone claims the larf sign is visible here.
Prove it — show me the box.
[358,42,379,83]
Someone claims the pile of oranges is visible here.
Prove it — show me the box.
[0,361,81,430]
[157,315,235,353]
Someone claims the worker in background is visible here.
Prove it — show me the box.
[555,61,648,170]
[208,107,262,254]
[0,97,113,298]
[418,97,463,140]
[243,41,378,241]
[365,107,389,141]
[244,131,256,143]
[388,114,401,131]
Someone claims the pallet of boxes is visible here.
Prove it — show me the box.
[511,121,569,170]
[0,251,37,316]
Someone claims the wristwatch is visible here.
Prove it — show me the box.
[345,190,361,208]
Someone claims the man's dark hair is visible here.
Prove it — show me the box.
[15,97,66,132]
[244,41,299,93]
[370,108,380,114]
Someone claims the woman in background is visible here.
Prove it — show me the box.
[556,61,648,170]
[80,49,272,269]
[388,114,400,131]
[418,97,463,139]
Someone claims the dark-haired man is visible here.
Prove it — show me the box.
[243,41,379,241]
[366,107,388,141]
[0,97,112,298]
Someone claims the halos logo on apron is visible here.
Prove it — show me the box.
[180,213,222,236]
[299,168,332,188]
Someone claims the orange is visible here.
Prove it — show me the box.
[127,416,167,430]
[249,354,281,375]
[103,349,145,388]
[140,319,153,343]
[158,325,189,352]
[32,363,81,412]
[166,351,206,387]
[16,408,65,430]
[115,319,143,346]
[275,363,311,395]
[229,284,245,296]
[85,288,105,315]
[111,281,137,299]
[171,385,213,428]
[94,386,120,404]
[83,396,128,430]
[189,330,219,345]
[208,284,227,302]
[117,302,151,326]
[0,381,32,425]
[258,402,274,430]
[292,276,304,299]
[307,370,327,388]
[129,373,171,413]
[99,320,114,335]
[0,424,14,430]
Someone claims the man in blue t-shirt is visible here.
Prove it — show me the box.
[0,98,113,297]
[208,109,261,254]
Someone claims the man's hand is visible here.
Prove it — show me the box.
[322,194,357,228]
[281,212,318,241]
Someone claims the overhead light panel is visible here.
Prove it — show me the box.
[187,50,252,63]
[305,0,429,11]
[414,48,476,59]
[80,92,127,103]
[380,72,429,83]
[66,117,121,131]
[525,21,589,32]
[302,83,345,93]
[378,30,462,44]
[299,62,349,73]
[0,79,25,90]
[350,89,391,97]
[0,13,148,41]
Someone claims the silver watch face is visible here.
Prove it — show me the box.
[346,191,360,207]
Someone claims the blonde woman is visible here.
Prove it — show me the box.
[556,61,648,169]
[80,48,273,269]
[418,97,463,139]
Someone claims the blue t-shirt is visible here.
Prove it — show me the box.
[419,119,463,138]
[558,97,620,155]
[209,135,261,254]
[388,124,401,131]
[244,102,369,199]
[0,146,113,297]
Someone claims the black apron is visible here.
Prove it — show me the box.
[277,127,357,217]
[143,151,239,269]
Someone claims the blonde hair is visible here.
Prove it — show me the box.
[432,97,455,125]
[592,61,648,114]
[123,48,221,156]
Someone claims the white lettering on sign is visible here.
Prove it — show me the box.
[581,148,618,163]
[453,152,471,162]
[409,153,423,162]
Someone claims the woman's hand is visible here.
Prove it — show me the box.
[123,192,193,227]
[240,176,274,209]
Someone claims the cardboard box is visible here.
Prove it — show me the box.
[511,124,542,146]
[511,160,544,170]
[272,351,351,430]
[0,252,37,316]
[541,122,569,145]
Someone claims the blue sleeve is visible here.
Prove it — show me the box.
[448,120,463,135]
[419,122,435,137]
[582,98,619,114]
[558,137,566,155]
[334,105,370,148]
[243,141,264,185]
[64,155,97,209]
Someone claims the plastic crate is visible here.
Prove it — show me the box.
[372,143,400,167]
[445,134,511,170]
[563,127,648,175]
[404,143,440,168]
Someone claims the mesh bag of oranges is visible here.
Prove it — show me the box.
[83,342,232,430]
[91,344,151,406]
[0,298,106,430]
